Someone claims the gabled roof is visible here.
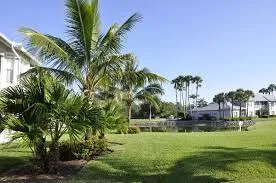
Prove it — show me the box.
[0,32,40,65]
[249,94,276,102]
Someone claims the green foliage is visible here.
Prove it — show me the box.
[127,126,140,134]
[152,126,167,132]
[159,102,176,118]
[59,137,108,161]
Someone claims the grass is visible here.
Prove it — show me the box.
[1,122,276,182]
[73,122,276,183]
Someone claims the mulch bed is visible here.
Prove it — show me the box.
[0,159,87,183]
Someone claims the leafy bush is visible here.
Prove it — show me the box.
[260,115,269,118]
[59,137,108,161]
[239,116,246,121]
[152,126,167,132]
[269,115,276,117]
[128,126,140,134]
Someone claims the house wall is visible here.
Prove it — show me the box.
[247,101,276,116]
[192,109,243,119]
[0,44,32,90]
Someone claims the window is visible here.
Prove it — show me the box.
[234,112,238,117]
[6,58,14,84]
[249,111,253,116]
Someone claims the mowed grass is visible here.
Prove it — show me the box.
[1,122,276,182]
[73,122,276,183]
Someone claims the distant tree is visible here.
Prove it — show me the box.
[197,98,208,107]
[189,94,197,108]
[192,76,203,109]
[159,102,176,118]
[268,84,276,95]
[259,88,268,95]
[235,89,247,118]
[225,91,236,119]
[213,93,225,119]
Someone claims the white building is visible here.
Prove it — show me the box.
[247,94,276,116]
[192,93,276,120]
[192,102,245,120]
[0,33,39,144]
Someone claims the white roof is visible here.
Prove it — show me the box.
[192,102,243,112]
[0,32,40,65]
[249,94,276,102]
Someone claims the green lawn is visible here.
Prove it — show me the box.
[1,122,276,182]
[73,122,276,183]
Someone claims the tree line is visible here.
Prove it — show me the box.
[213,89,254,119]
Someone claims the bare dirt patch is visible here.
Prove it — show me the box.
[0,160,87,183]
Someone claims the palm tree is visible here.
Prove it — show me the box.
[192,76,203,108]
[172,78,180,112]
[235,89,247,118]
[189,94,197,109]
[259,88,267,95]
[213,93,225,119]
[0,72,90,173]
[122,83,164,124]
[197,98,208,107]
[244,90,254,117]
[19,0,141,101]
[225,91,236,119]
[268,84,276,95]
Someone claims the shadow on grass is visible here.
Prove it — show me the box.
[74,146,276,183]
[0,156,29,174]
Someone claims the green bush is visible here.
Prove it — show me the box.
[269,115,276,117]
[128,126,140,134]
[260,115,269,118]
[152,126,167,132]
[59,136,108,161]
[116,125,128,134]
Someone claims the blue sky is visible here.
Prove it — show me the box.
[1,0,276,102]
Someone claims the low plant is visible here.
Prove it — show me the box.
[128,126,140,134]
[59,137,108,161]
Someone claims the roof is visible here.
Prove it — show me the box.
[192,102,243,112]
[0,33,40,65]
[249,94,276,102]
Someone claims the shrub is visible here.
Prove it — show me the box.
[269,115,276,117]
[202,113,213,121]
[59,137,108,161]
[239,116,246,121]
[116,125,128,134]
[260,115,269,118]
[128,126,140,134]
[152,126,167,132]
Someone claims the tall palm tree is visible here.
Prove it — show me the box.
[213,93,225,119]
[19,0,142,101]
[172,78,180,112]
[192,76,203,108]
[225,91,236,119]
[185,75,193,115]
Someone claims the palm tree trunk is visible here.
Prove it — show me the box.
[185,86,188,118]
[149,104,152,121]
[128,104,132,126]
[239,103,242,118]
[175,89,178,112]
[218,104,221,119]
[182,90,185,117]
[231,100,234,119]
[222,102,225,119]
